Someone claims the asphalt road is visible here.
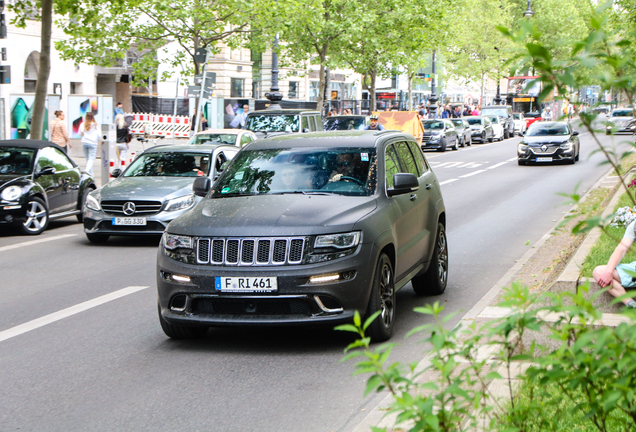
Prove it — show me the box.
[0,121,627,432]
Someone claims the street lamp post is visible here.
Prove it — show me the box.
[265,34,283,110]
[523,0,534,17]
[428,50,438,119]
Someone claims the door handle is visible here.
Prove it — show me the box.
[425,184,432,190]
[410,194,417,201]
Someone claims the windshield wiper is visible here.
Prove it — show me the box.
[214,192,254,198]
[271,191,337,196]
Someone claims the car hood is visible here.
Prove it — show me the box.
[167,194,378,237]
[522,136,570,145]
[97,177,199,201]
[0,174,29,189]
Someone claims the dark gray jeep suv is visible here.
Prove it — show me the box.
[157,130,447,342]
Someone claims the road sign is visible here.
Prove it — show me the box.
[187,85,201,98]
[194,71,216,86]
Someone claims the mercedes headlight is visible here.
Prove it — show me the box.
[85,193,101,211]
[165,194,196,212]
[163,233,193,250]
[1,186,22,201]
[315,232,360,250]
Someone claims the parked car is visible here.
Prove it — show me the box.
[421,119,459,151]
[465,117,495,143]
[485,115,505,141]
[323,115,368,131]
[188,129,257,147]
[82,144,240,243]
[480,105,515,139]
[245,108,323,138]
[512,113,527,135]
[450,118,472,147]
[0,140,96,235]
[156,130,448,342]
[606,108,635,135]
[517,122,580,165]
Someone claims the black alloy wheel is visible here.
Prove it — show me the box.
[412,223,448,296]
[366,253,396,342]
[20,197,49,235]
[158,305,208,339]
[77,186,95,223]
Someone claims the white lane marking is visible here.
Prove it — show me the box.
[459,169,487,178]
[0,286,149,343]
[457,162,483,168]
[507,157,517,161]
[0,234,77,253]
[439,179,459,185]
[487,162,508,170]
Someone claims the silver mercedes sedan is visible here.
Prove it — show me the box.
[82,144,240,243]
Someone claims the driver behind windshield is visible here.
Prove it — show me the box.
[329,153,356,182]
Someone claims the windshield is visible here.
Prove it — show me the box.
[526,124,570,136]
[0,147,35,175]
[246,115,300,133]
[482,108,508,117]
[213,147,377,197]
[123,152,212,177]
[323,117,366,131]
[422,120,444,130]
[450,120,464,127]
[486,116,500,124]
[512,113,521,120]
[612,110,633,117]
[466,118,483,126]
[188,133,237,145]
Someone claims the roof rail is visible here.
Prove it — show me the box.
[373,129,402,136]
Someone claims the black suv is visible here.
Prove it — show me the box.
[480,105,515,139]
[245,108,323,138]
[157,130,447,342]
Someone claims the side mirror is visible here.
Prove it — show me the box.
[387,173,419,197]
[111,169,122,178]
[35,166,56,178]
[572,131,579,136]
[193,176,211,197]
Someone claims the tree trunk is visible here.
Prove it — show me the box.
[317,63,326,115]
[480,72,485,108]
[30,0,52,140]
[407,71,413,111]
[369,69,377,114]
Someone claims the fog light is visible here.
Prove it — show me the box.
[5,215,13,222]
[309,274,340,284]
[172,274,191,283]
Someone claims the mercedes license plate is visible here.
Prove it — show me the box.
[536,157,552,162]
[112,217,146,226]
[215,277,278,293]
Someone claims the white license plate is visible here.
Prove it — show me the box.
[112,217,147,226]
[536,157,552,162]
[215,277,278,293]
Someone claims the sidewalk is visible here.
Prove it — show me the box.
[68,137,189,188]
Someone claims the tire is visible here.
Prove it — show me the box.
[366,253,396,342]
[453,137,458,150]
[504,128,510,139]
[437,138,447,152]
[518,159,525,166]
[411,223,448,296]
[86,233,110,243]
[20,197,49,235]
[467,136,472,146]
[460,136,465,148]
[76,186,95,223]
[575,147,580,161]
[488,134,494,143]
[158,307,208,339]
[481,133,486,143]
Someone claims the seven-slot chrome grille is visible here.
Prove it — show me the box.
[197,237,306,266]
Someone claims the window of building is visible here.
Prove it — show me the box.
[231,78,244,97]
[70,82,83,94]
[24,80,36,93]
[289,81,298,99]
[309,81,319,102]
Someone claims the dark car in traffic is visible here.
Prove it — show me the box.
[421,119,459,151]
[466,117,495,143]
[0,140,96,235]
[83,144,239,243]
[517,121,580,165]
[157,130,448,342]
[323,115,368,131]
[450,118,472,147]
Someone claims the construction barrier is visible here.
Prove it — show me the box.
[128,113,191,138]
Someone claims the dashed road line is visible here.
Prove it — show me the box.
[0,234,77,253]
[0,286,149,343]
[439,179,459,185]
[459,169,487,178]
[487,162,508,170]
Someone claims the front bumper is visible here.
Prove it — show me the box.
[83,206,192,236]
[0,202,26,225]
[517,145,575,163]
[156,241,377,328]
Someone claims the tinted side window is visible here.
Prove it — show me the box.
[308,116,317,131]
[240,134,252,146]
[37,147,74,171]
[314,115,323,130]
[385,144,400,189]
[302,116,309,132]
[407,141,428,175]
[395,142,418,176]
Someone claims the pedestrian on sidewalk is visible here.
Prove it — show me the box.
[592,221,636,308]
[79,112,100,176]
[115,114,130,168]
[50,110,70,153]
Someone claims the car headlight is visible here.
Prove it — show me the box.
[85,193,101,211]
[559,142,572,149]
[164,194,196,212]
[518,144,529,151]
[315,232,360,250]
[1,186,22,201]
[163,233,193,250]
